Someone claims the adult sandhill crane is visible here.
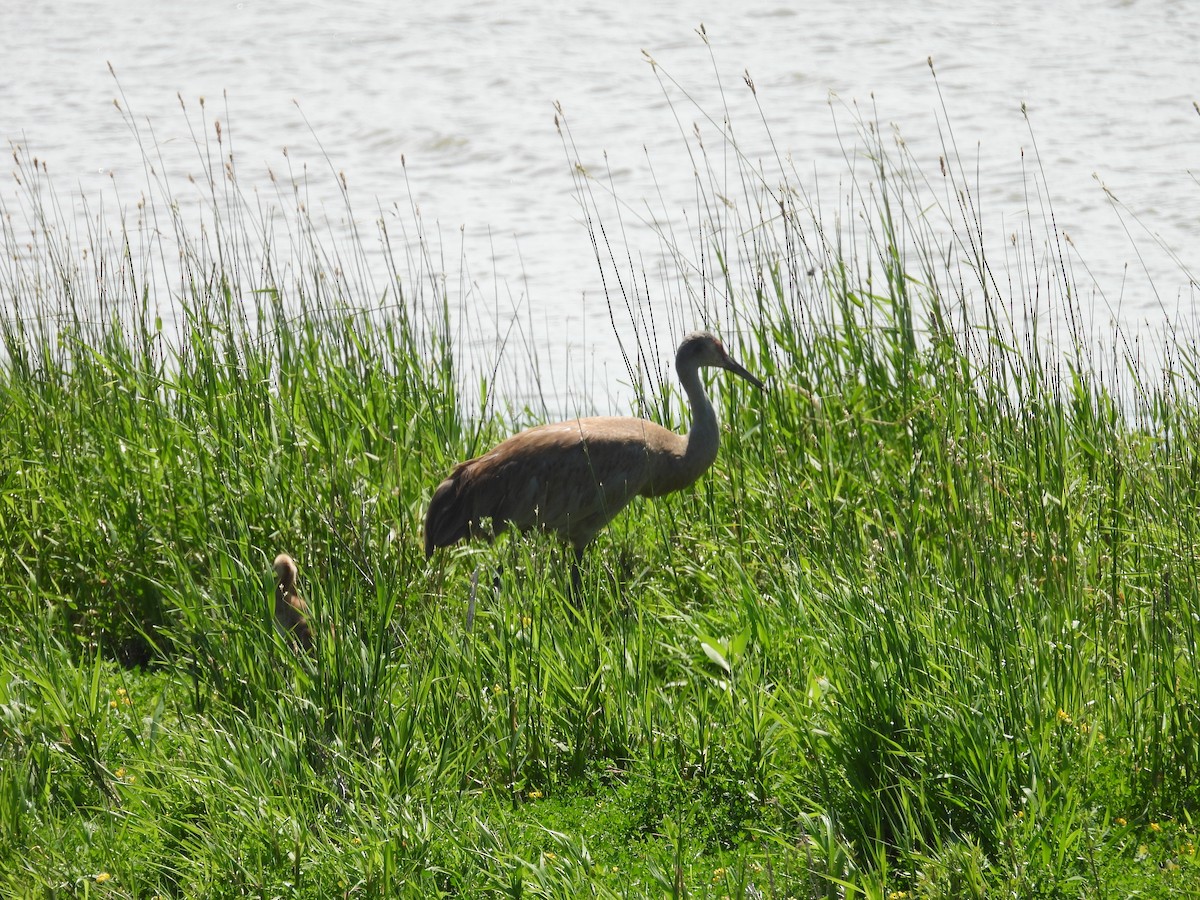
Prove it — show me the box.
[424,331,763,591]
[273,553,314,652]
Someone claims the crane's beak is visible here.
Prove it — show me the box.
[722,355,765,391]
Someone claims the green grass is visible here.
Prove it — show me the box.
[2,69,1200,897]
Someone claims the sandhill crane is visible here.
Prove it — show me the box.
[424,331,763,591]
[273,553,314,652]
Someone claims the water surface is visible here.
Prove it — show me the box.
[2,0,1196,412]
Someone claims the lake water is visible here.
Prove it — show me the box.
[2,0,1197,414]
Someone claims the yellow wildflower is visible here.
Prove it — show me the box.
[1116,817,1127,826]
[1150,822,1162,833]
[114,767,126,779]
[527,789,543,800]
[1056,709,1072,725]
[95,872,112,883]
[544,852,556,862]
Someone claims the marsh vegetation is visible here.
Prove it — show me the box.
[1,73,1199,898]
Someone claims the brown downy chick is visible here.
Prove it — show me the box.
[273,553,314,653]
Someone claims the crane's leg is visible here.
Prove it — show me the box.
[466,565,480,631]
[569,547,585,606]
[465,563,505,631]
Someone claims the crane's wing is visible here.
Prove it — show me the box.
[425,417,679,554]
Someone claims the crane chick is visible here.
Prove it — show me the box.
[273,552,314,653]
[424,331,763,588]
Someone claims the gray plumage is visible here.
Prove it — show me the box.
[424,332,763,571]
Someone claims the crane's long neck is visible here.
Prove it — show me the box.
[677,361,720,482]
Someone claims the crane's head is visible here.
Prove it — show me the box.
[676,331,764,390]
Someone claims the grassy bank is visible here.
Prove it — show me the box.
[2,85,1200,897]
